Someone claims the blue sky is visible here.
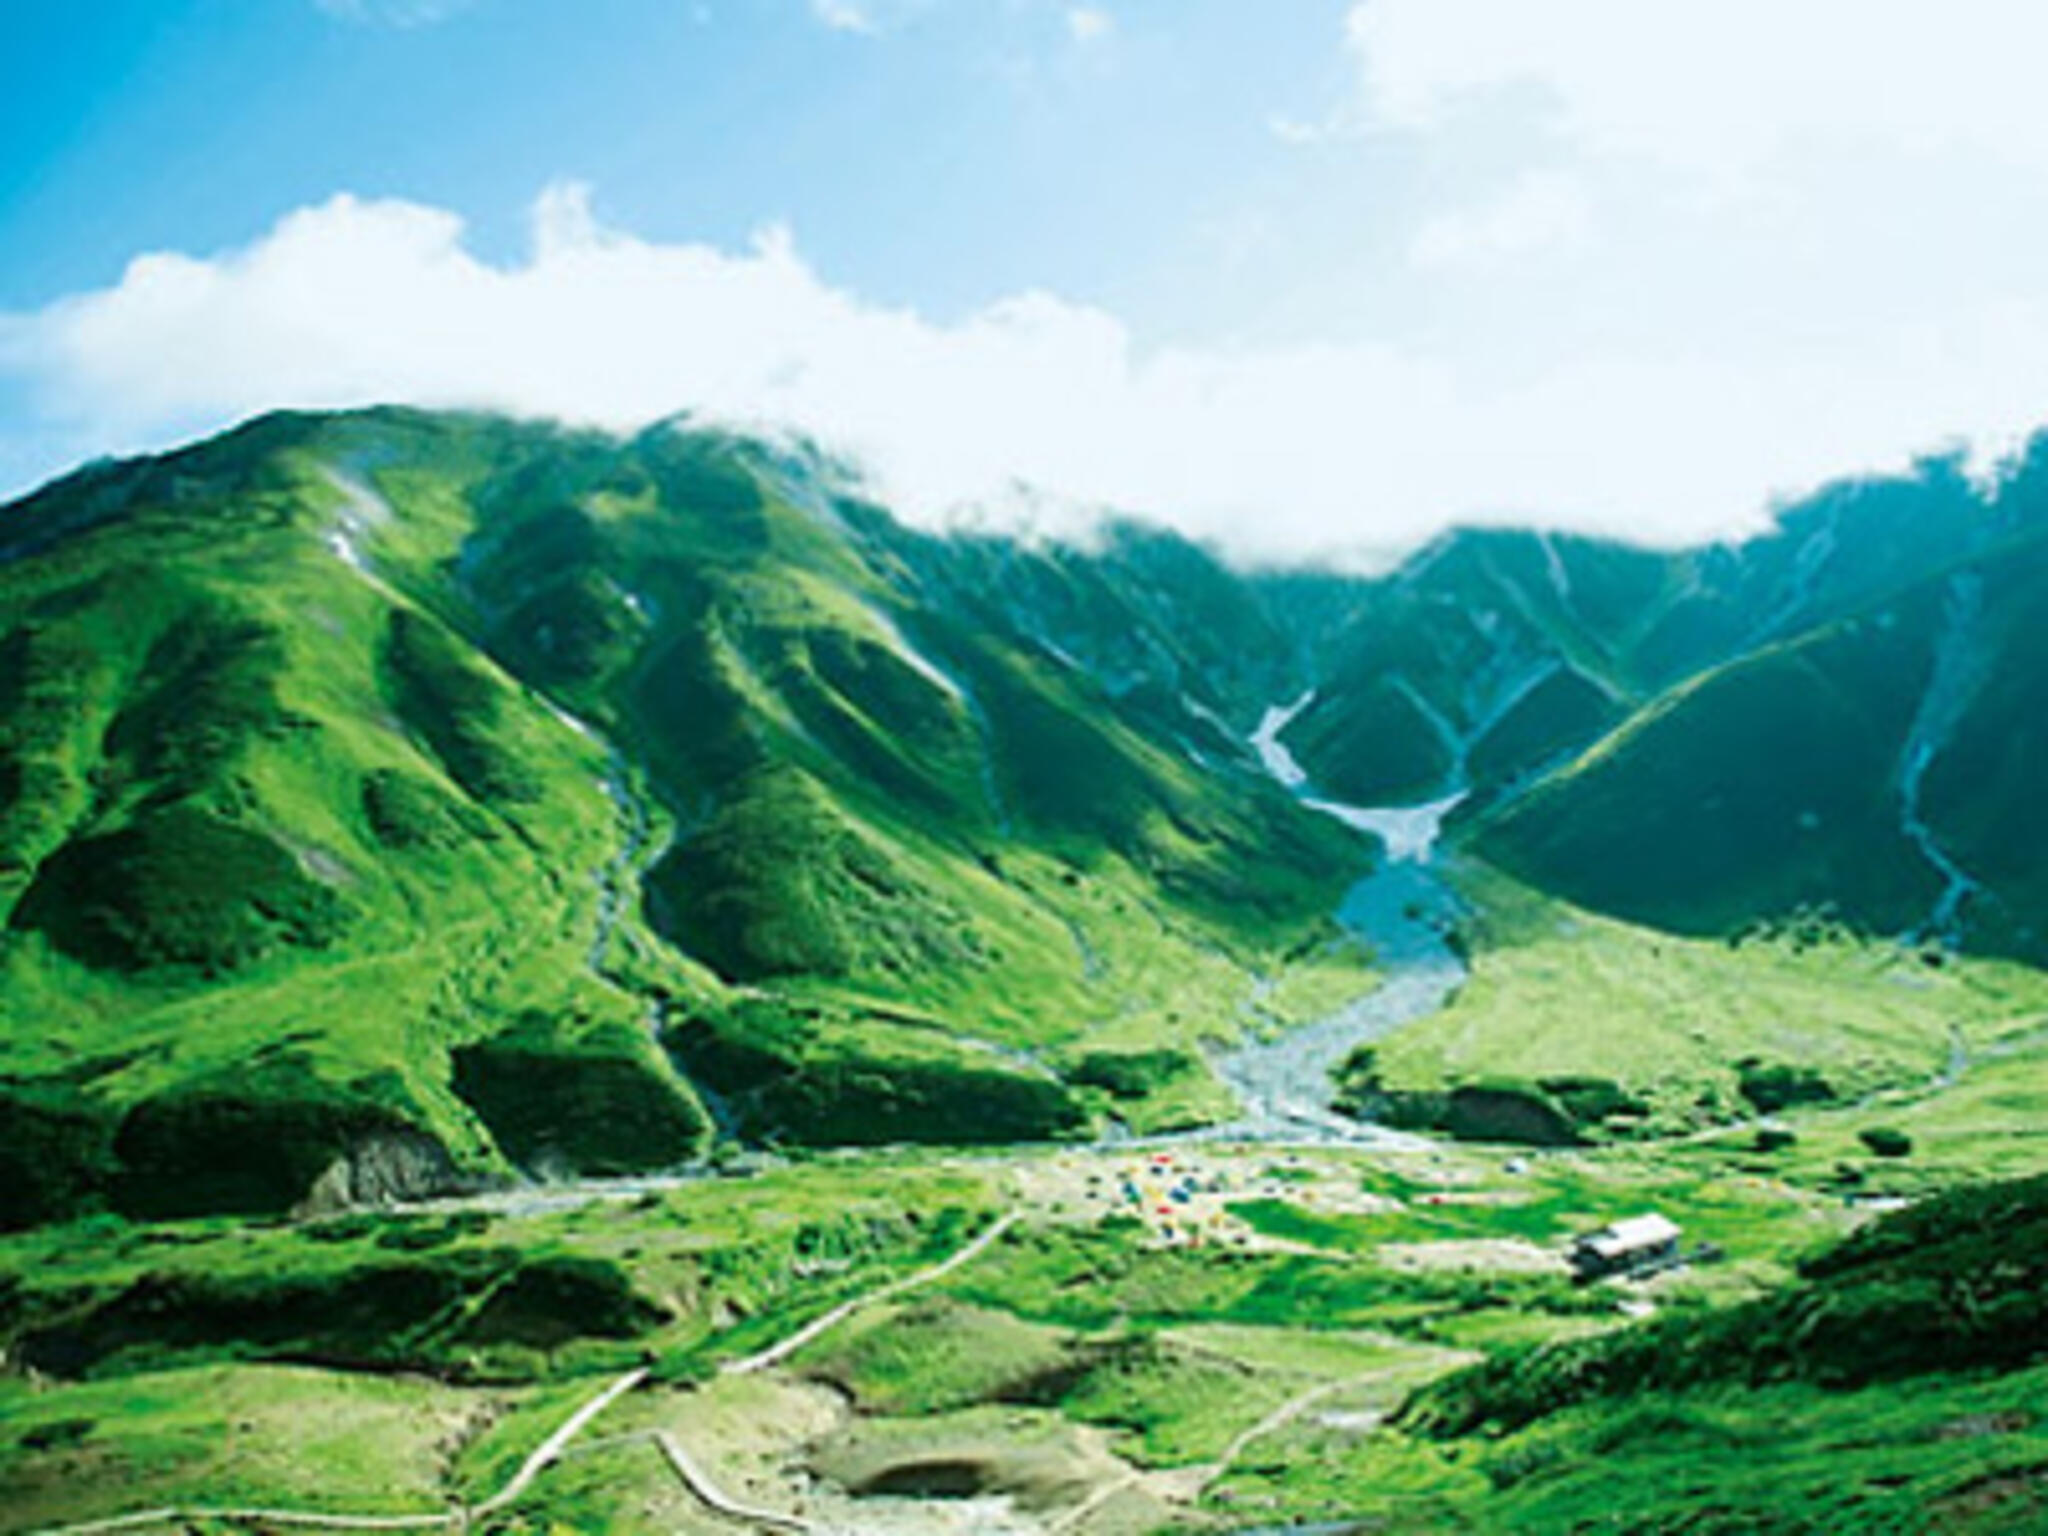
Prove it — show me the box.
[2,2,1365,331]
[7,1,2048,562]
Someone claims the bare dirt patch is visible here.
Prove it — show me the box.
[1373,1238,1568,1275]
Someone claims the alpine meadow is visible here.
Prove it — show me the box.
[6,4,2048,1534]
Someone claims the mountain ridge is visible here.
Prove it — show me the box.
[6,406,2048,1227]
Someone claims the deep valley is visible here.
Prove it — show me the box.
[4,409,2048,1533]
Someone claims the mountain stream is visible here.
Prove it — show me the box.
[1898,572,1989,945]
[1204,693,1469,1146]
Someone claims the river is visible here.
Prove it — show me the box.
[1207,695,1469,1146]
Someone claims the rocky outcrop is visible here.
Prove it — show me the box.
[294,1128,469,1216]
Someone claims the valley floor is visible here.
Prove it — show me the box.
[9,870,2048,1534]
[7,1111,2047,1535]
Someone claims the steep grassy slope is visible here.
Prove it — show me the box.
[1440,449,2048,963]
[1915,541,2048,957]
[0,409,1380,1221]
[11,407,2048,1226]
[1404,1171,2048,1438]
[1264,452,2035,830]
[1476,520,2048,958]
[374,421,1378,1141]
[1268,529,1683,807]
[1478,608,1944,936]
[0,415,717,1224]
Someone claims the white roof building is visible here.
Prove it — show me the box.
[1579,1213,1681,1260]
[1570,1213,1683,1280]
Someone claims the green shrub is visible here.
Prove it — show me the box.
[110,1064,415,1219]
[1539,1075,1649,1127]
[668,1007,1086,1147]
[1442,1082,1581,1147]
[1069,1049,1195,1101]
[0,1080,120,1230]
[1736,1059,1837,1114]
[100,605,290,801]
[373,1218,467,1252]
[458,1255,669,1348]
[754,1056,1087,1147]
[18,1418,96,1452]
[302,1214,380,1244]
[1859,1126,1914,1158]
[450,1021,709,1175]
[13,804,347,973]
[13,1249,663,1377]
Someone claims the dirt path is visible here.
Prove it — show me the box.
[471,1366,650,1515]
[1042,1347,1472,1535]
[17,1511,454,1535]
[723,1211,1020,1377]
[24,1215,1023,1536]
[1203,1372,1374,1485]
[21,1365,648,1536]
[650,1429,824,1534]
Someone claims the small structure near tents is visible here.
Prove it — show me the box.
[1568,1213,1682,1283]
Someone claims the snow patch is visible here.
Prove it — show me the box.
[1304,791,1469,865]
[861,603,965,701]
[539,697,599,740]
[325,530,367,571]
[1249,689,1316,788]
[1539,532,1573,604]
[319,465,394,578]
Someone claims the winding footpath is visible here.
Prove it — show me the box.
[651,1429,822,1535]
[722,1211,1021,1376]
[470,1365,650,1517]
[23,1216,1020,1536]
[1047,1359,1439,1535]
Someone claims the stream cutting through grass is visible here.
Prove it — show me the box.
[1898,570,1990,944]
[1205,693,1467,1146]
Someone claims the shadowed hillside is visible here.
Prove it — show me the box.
[0,409,1378,1223]
[8,409,2048,1226]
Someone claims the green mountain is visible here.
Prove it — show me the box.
[6,408,2048,1230]
[0,409,1374,1227]
[1475,453,2048,960]
[10,410,2048,1536]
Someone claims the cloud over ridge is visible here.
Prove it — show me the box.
[12,1,2048,565]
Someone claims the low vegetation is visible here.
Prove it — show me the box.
[10,413,2048,1532]
[1403,1173,2048,1437]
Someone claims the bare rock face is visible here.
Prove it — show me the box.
[294,1129,467,1216]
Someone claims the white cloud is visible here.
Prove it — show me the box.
[1409,170,1590,270]
[1346,0,2048,186]
[9,180,2048,567]
[1066,8,1112,46]
[809,0,875,35]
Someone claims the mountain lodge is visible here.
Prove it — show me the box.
[1569,1213,1683,1283]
